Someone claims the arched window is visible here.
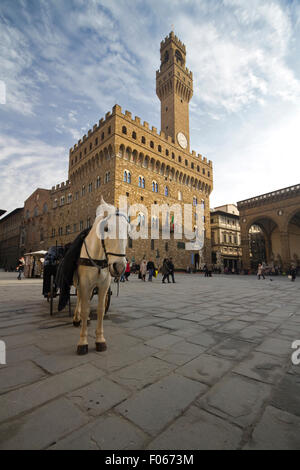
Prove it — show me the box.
[43,203,48,213]
[60,196,65,206]
[122,126,127,135]
[158,145,162,153]
[141,136,146,144]
[142,177,145,189]
[124,170,131,183]
[53,199,58,208]
[67,194,72,204]
[193,196,197,206]
[96,176,101,188]
[152,181,158,193]
[165,186,169,196]
[150,141,154,149]
[132,131,137,139]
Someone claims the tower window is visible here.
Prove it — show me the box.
[166,149,169,156]
[124,170,131,184]
[185,159,188,166]
[164,186,169,197]
[152,181,158,193]
[165,107,168,112]
[191,162,194,169]
[108,126,111,134]
[90,143,92,150]
[101,132,104,140]
[150,141,154,149]
[95,137,98,146]
[122,126,127,135]
[96,176,101,188]
[132,131,137,139]
[141,136,146,144]
[178,156,182,163]
[158,145,161,153]
[208,171,210,177]
[202,169,205,175]
[197,166,200,172]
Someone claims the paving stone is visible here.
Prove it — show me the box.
[234,325,273,343]
[32,349,101,374]
[153,341,205,366]
[129,325,169,340]
[270,373,300,417]
[209,337,255,361]
[147,406,243,450]
[177,354,234,386]
[0,363,104,422]
[50,413,147,450]
[145,333,181,349]
[244,406,300,450]
[0,360,47,394]
[0,397,89,450]
[187,331,224,349]
[108,356,176,391]
[255,337,292,358]
[199,373,272,428]
[68,377,129,417]
[233,351,287,384]
[5,344,43,365]
[91,344,158,372]
[116,374,207,436]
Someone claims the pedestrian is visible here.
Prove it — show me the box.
[162,258,170,283]
[167,257,175,283]
[257,263,265,280]
[147,259,156,282]
[140,259,147,282]
[17,257,25,280]
[124,260,131,281]
[203,264,209,277]
[290,265,296,282]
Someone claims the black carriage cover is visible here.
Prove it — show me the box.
[55,228,91,311]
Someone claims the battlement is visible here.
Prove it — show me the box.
[160,31,186,54]
[51,180,71,194]
[68,103,213,172]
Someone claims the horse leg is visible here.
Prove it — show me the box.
[77,285,90,355]
[95,286,108,352]
[73,298,81,327]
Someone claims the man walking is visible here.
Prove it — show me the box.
[167,257,175,283]
[147,259,156,282]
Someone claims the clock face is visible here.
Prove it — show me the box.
[177,132,187,149]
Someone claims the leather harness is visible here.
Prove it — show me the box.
[77,211,127,273]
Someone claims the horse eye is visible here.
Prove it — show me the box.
[104,226,109,232]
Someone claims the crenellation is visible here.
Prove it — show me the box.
[105,111,111,119]
[93,124,97,131]
[99,118,104,126]
[152,126,157,134]
[88,129,92,136]
[125,110,132,119]
[135,116,141,124]
[143,121,149,129]
[83,135,87,142]
[192,150,196,157]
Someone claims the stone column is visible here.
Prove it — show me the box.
[241,235,250,271]
[280,231,290,271]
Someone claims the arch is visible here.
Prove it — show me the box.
[160,163,165,176]
[155,160,160,173]
[150,157,155,171]
[144,155,150,169]
[175,170,179,182]
[170,168,175,181]
[138,152,144,167]
[125,147,132,161]
[132,149,138,164]
[119,144,125,158]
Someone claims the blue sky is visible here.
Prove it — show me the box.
[0,0,300,214]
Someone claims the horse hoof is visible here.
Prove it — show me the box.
[73,320,81,327]
[95,342,107,352]
[77,344,88,355]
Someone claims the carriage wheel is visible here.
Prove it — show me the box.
[105,288,111,315]
[50,274,54,316]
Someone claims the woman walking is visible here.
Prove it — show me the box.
[257,263,265,280]
[140,259,147,282]
[162,258,170,284]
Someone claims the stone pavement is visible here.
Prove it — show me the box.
[0,271,299,450]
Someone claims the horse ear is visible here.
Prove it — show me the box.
[100,196,105,205]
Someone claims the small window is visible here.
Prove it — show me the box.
[43,203,48,213]
[193,196,197,206]
[152,181,158,193]
[166,149,169,156]
[185,159,188,166]
[132,131,137,139]
[202,168,205,175]
[87,218,91,228]
[164,186,169,196]
[95,137,98,146]
[89,143,92,150]
[82,185,86,196]
[197,166,200,172]
[60,197,65,206]
[108,126,111,134]
[172,152,175,159]
[122,126,127,135]
[101,132,104,140]
[66,225,71,234]
[208,171,210,177]
[124,170,131,184]
[141,136,146,144]
[178,156,182,163]
[88,183,93,193]
[191,162,194,169]
[67,194,72,203]
[158,145,162,152]
[84,148,87,155]
[96,176,101,188]
[150,141,154,149]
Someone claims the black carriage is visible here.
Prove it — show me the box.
[43,245,111,317]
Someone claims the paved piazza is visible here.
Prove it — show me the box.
[0,271,300,450]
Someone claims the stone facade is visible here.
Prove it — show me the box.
[237,184,300,271]
[21,188,52,255]
[0,208,23,270]
[210,204,242,271]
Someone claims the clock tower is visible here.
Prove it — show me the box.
[156,31,193,151]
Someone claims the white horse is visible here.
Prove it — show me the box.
[73,199,128,355]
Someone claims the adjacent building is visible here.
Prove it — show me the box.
[0,208,23,270]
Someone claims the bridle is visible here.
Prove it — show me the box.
[79,210,128,273]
